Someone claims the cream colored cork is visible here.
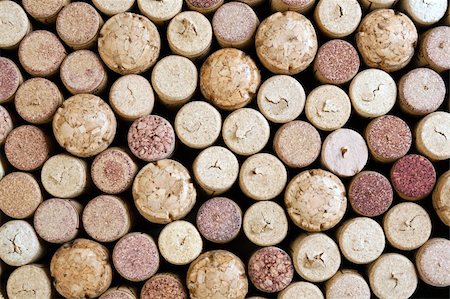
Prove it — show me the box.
[0,57,23,104]
[0,1,31,49]
[175,101,222,149]
[416,26,450,73]
[285,169,347,232]
[314,0,362,38]
[256,11,318,75]
[0,105,13,146]
[185,0,224,14]
[243,201,289,246]
[138,0,182,24]
[291,233,341,282]
[193,146,239,195]
[369,253,418,299]
[337,217,385,264]
[98,12,161,75]
[433,170,450,226]
[305,85,351,131]
[100,286,137,299]
[325,270,370,299]
[133,159,196,224]
[159,220,203,265]
[400,0,447,26]
[271,0,316,13]
[359,0,397,10]
[187,250,248,299]
[93,0,135,16]
[277,281,324,299]
[23,0,70,24]
[416,238,450,287]
[383,202,431,250]
[7,264,52,299]
[416,111,450,161]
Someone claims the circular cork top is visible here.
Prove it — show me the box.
[51,239,112,299]
[19,30,67,77]
[356,9,418,72]
[196,197,242,244]
[187,250,248,299]
[138,0,182,23]
[23,0,68,21]
[141,273,187,299]
[416,238,450,287]
[200,48,260,110]
[7,264,52,299]
[416,111,450,161]
[314,0,362,38]
[113,233,159,282]
[421,26,450,71]
[402,0,447,26]
[433,170,450,226]
[326,270,370,299]
[0,105,13,145]
[278,281,324,299]
[93,0,135,16]
[0,1,30,49]
[53,94,117,158]
[0,57,22,103]
[100,286,137,299]
[99,12,160,75]
[285,169,347,232]
[256,11,317,74]
[391,154,436,200]
[186,0,223,12]
[133,159,196,224]
[305,85,351,131]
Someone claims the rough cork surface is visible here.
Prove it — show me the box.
[93,0,134,16]
[100,286,137,299]
[433,170,450,226]
[0,57,22,103]
[141,273,187,299]
[419,26,450,72]
[186,0,223,12]
[359,0,398,10]
[0,105,13,145]
[278,281,324,299]
[314,0,362,38]
[0,1,30,48]
[6,264,52,299]
[271,0,315,12]
[325,270,370,299]
[416,238,450,287]
[23,0,68,21]
[416,111,450,161]
[401,0,447,26]
[138,0,182,23]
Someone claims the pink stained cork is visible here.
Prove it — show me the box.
[416,238,450,287]
[0,57,23,103]
[141,273,187,299]
[417,26,450,73]
[0,105,13,145]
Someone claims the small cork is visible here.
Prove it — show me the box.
[141,273,187,299]
[187,250,248,299]
[7,264,52,299]
[0,57,23,103]
[271,0,316,13]
[256,11,318,75]
[93,0,135,16]
[51,239,112,299]
[368,253,418,299]
[0,105,13,145]
[23,0,69,24]
[291,233,341,282]
[196,197,242,244]
[278,281,324,299]
[243,201,288,246]
[98,12,161,75]
[0,1,31,49]
[390,154,436,200]
[91,147,138,194]
[222,108,270,156]
[53,94,117,158]
[193,146,239,195]
[113,233,159,282]
[314,0,362,38]
[337,217,385,264]
[416,26,450,72]
[350,69,397,118]
[416,238,450,287]
[185,0,224,14]
[433,170,450,226]
[100,286,137,299]
[133,159,196,224]
[200,48,260,110]
[151,55,198,107]
[383,202,431,250]
[416,111,450,161]
[325,270,370,299]
[356,9,418,72]
[400,0,447,26]
[138,0,182,24]
[359,0,397,10]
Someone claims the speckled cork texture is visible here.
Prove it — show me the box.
[359,0,397,10]
[325,270,370,299]
[416,238,450,287]
[93,0,135,16]
[0,106,13,145]
[141,273,187,299]
[278,281,324,299]
[7,264,52,299]
[314,0,362,38]
[0,1,31,49]
[0,57,23,103]
[23,0,70,23]
[433,170,450,226]
[416,26,450,72]
[416,111,450,161]
[100,286,137,299]
[271,0,315,13]
[186,0,224,13]
[137,0,182,24]
[400,0,447,26]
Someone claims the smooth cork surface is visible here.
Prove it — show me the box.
[6,264,52,299]
[271,0,316,13]
[141,273,187,299]
[0,1,31,49]
[23,0,70,24]
[416,26,450,72]
[325,270,370,299]
[0,106,13,145]
[138,0,182,24]
[433,170,450,226]
[400,0,447,26]
[277,281,324,299]
[314,0,362,38]
[0,57,23,103]
[93,0,135,16]
[416,111,450,161]
[416,238,450,287]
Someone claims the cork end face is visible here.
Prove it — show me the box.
[0,58,21,103]
[424,26,450,71]
[141,273,187,299]
[416,238,450,287]
[0,105,14,145]
[6,264,52,299]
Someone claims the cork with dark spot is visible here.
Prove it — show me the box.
[271,0,315,13]
[100,286,137,299]
[416,238,450,287]
[416,26,450,73]
[186,0,224,13]
[0,105,13,145]
[0,57,23,103]
[141,273,187,299]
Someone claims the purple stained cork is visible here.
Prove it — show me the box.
[0,105,13,145]
[0,57,22,103]
[141,273,187,299]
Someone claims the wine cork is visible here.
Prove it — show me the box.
[0,1,31,49]
[305,85,351,131]
[0,155,6,181]
[325,270,370,299]
[0,172,42,219]
[416,238,450,287]
[291,233,341,282]
[416,111,450,161]
[391,154,436,201]
[133,159,196,224]
[167,11,212,60]
[196,197,242,244]
[83,195,132,243]
[416,26,450,72]
[91,147,138,194]
[187,250,248,299]
[141,273,187,299]
[400,0,447,26]
[384,202,431,250]
[41,154,89,198]
[243,201,288,246]
[98,12,161,75]
[93,0,135,16]
[50,239,113,299]
[34,198,81,244]
[0,57,23,104]
[337,217,385,264]
[356,9,418,72]
[365,115,412,163]
[222,108,270,156]
[433,170,450,226]
[113,233,159,282]
[109,74,155,121]
[256,11,318,75]
[0,106,13,145]
[193,146,239,195]
[359,0,397,10]
[23,0,70,24]
[257,75,305,124]
[151,55,198,107]
[100,286,137,299]
[271,0,315,13]
[200,48,260,110]
[18,30,67,77]
[53,94,117,158]
[158,220,203,265]
[0,220,44,266]
[7,264,52,299]
[185,0,224,14]
[314,0,362,38]
[368,253,418,299]
[138,0,182,24]
[277,281,324,299]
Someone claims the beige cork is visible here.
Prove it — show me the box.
[277,281,324,299]
[356,9,418,72]
[53,94,117,158]
[291,233,341,282]
[187,250,248,299]
[416,111,450,161]
[0,155,6,181]
[383,202,431,250]
[256,11,318,75]
[23,0,70,24]
[314,0,362,38]
[400,0,447,26]
[243,201,288,246]
[433,170,450,226]
[271,0,316,13]
[257,75,305,124]
[7,264,52,299]
[101,286,137,299]
[416,238,450,287]
[337,217,385,264]
[93,0,135,16]
[416,26,450,73]
[0,1,31,49]
[98,12,161,75]
[133,159,196,224]
[138,0,182,24]
[325,270,370,299]
[175,101,222,149]
[0,57,23,104]
[200,48,260,111]
[185,0,224,14]
[359,0,397,10]
[368,253,418,299]
[0,106,13,146]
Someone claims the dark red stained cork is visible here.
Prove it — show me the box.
[188,0,222,8]
[349,171,393,217]
[391,154,436,201]
[141,273,187,299]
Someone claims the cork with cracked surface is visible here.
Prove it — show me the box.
[314,0,362,38]
[416,111,450,161]
[6,264,52,299]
